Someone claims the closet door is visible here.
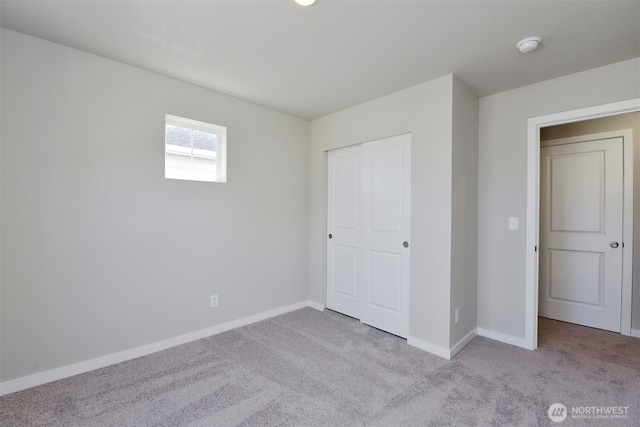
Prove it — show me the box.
[360,134,411,337]
[326,144,362,319]
[326,134,411,338]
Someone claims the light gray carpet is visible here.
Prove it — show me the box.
[1,308,639,426]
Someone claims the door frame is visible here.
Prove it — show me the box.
[525,98,639,350]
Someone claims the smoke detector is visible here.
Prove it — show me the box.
[517,37,541,53]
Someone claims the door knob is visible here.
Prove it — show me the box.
[328,234,332,239]
[403,241,409,248]
[610,241,619,248]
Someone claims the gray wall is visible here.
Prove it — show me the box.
[309,74,479,352]
[541,112,640,331]
[477,58,640,340]
[2,26,637,386]
[0,29,310,381]
[450,77,479,345]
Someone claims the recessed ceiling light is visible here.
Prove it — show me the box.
[295,0,316,5]
[516,36,542,53]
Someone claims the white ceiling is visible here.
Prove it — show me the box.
[1,0,639,120]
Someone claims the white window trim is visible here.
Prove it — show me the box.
[165,114,227,183]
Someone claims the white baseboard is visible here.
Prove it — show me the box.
[408,328,477,360]
[477,327,528,349]
[307,300,325,311]
[449,328,478,358]
[407,336,451,360]
[631,328,640,339]
[0,300,312,396]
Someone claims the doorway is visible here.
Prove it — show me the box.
[539,130,628,332]
[525,99,639,350]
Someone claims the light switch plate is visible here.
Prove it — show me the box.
[509,217,519,230]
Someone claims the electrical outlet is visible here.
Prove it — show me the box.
[509,217,519,230]
[210,294,218,308]
[455,308,460,324]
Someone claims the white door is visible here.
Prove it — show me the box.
[327,134,411,338]
[539,134,624,332]
[327,144,362,319]
[360,135,411,337]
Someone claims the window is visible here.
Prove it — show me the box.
[165,115,227,183]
